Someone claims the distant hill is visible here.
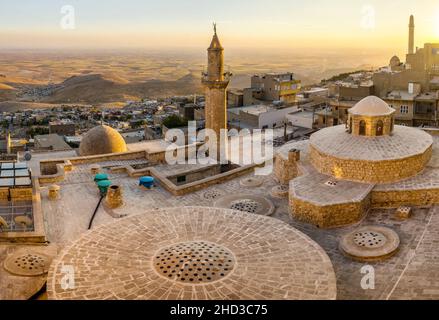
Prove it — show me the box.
[0,77,17,102]
[39,73,203,104]
[0,83,15,90]
[0,101,58,112]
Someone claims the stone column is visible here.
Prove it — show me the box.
[105,185,123,209]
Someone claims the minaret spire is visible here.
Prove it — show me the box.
[409,15,415,54]
[202,25,232,151]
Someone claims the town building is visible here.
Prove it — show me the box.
[49,120,76,136]
[243,72,301,106]
[228,104,298,130]
[33,134,72,152]
[315,82,374,128]
[374,15,439,96]
[227,89,244,108]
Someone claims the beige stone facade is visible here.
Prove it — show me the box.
[291,196,371,229]
[274,96,439,228]
[348,96,395,137]
[349,114,394,136]
[274,150,300,184]
[309,144,432,184]
[371,189,439,208]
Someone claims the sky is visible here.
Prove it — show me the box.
[1,0,439,52]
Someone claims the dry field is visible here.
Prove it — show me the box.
[0,48,389,108]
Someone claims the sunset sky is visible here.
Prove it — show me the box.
[1,0,439,52]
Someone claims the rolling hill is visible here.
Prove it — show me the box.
[39,73,203,104]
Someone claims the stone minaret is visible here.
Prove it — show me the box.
[409,15,415,54]
[202,24,231,142]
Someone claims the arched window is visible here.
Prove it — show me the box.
[359,120,366,136]
[390,118,394,132]
[376,120,384,136]
[349,117,353,134]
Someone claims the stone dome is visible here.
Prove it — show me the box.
[349,96,395,117]
[348,96,396,137]
[390,55,401,67]
[79,125,127,156]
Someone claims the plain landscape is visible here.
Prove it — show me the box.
[0,47,391,110]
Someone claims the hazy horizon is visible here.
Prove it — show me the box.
[1,0,438,54]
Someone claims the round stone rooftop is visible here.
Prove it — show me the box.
[349,96,395,117]
[310,125,433,162]
[79,125,127,156]
[47,207,337,300]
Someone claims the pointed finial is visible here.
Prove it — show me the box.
[213,22,217,35]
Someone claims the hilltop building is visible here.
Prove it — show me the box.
[374,15,439,96]
[49,120,76,137]
[316,81,374,128]
[242,72,301,106]
[34,134,72,152]
[321,15,439,129]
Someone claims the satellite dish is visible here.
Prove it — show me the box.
[24,152,32,162]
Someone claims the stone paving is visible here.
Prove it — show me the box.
[291,171,374,206]
[37,161,439,300]
[0,244,58,300]
[47,207,337,300]
[310,125,432,161]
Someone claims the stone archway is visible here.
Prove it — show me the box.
[376,120,384,136]
[359,120,366,136]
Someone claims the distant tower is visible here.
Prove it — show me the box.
[202,24,231,143]
[409,15,415,54]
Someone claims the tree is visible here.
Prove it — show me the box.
[27,127,49,138]
[1,120,9,129]
[162,115,188,129]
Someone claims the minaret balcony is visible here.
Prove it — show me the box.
[201,72,232,87]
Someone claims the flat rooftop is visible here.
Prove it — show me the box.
[386,90,417,101]
[34,134,72,151]
[291,171,374,206]
[229,104,296,116]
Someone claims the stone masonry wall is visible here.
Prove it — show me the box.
[371,188,439,208]
[274,154,299,185]
[290,193,371,228]
[351,114,393,136]
[310,144,432,183]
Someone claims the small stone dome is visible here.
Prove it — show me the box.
[348,96,395,137]
[349,96,395,117]
[390,55,401,67]
[79,125,127,156]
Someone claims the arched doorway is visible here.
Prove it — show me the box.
[376,120,384,136]
[359,120,366,136]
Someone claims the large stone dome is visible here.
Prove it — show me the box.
[79,125,127,156]
[349,96,395,117]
